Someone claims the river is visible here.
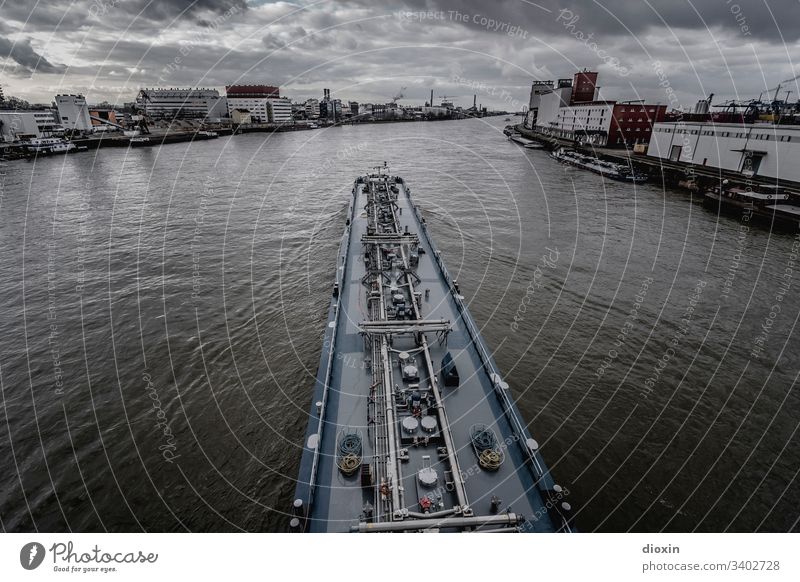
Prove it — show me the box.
[0,117,797,532]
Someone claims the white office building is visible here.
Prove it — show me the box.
[545,102,613,145]
[0,110,60,141]
[226,96,269,122]
[647,121,800,183]
[55,94,93,132]
[267,98,292,123]
[138,88,228,120]
[227,96,291,123]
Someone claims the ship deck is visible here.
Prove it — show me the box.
[292,171,572,533]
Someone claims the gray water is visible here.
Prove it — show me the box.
[0,117,798,532]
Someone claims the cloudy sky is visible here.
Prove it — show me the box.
[1,0,799,110]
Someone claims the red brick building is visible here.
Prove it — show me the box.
[570,70,598,105]
[608,103,667,147]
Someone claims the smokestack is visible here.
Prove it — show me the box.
[430,89,434,107]
[473,94,476,108]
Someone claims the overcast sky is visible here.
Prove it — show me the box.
[1,0,799,110]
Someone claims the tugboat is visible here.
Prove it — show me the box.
[291,165,574,533]
[24,137,76,155]
[551,148,648,182]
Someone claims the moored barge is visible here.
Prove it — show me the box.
[552,147,648,182]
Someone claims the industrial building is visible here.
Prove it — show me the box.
[138,88,228,120]
[0,109,60,141]
[230,109,252,125]
[608,103,667,147]
[267,98,292,123]
[225,84,291,123]
[647,121,800,183]
[304,99,320,119]
[55,94,93,132]
[89,108,125,130]
[525,70,666,147]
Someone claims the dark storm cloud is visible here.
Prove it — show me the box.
[2,0,798,107]
[0,3,88,31]
[1,0,247,32]
[377,0,800,41]
[0,35,65,74]
[116,0,248,23]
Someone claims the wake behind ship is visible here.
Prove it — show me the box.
[291,166,573,532]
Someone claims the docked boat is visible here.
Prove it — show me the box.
[291,166,574,533]
[704,181,800,226]
[551,148,648,182]
[24,137,76,155]
[510,135,544,149]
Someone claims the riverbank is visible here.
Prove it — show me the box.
[0,115,483,161]
[515,124,800,195]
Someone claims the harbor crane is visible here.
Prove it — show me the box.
[766,72,800,103]
[752,73,800,114]
[129,89,152,135]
